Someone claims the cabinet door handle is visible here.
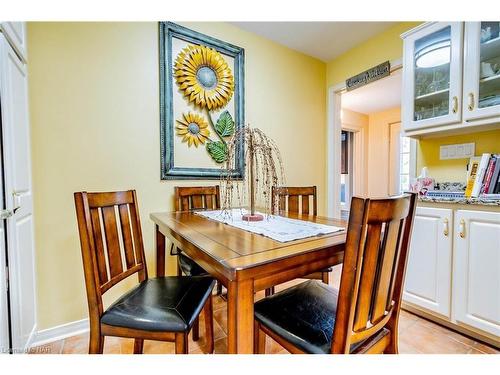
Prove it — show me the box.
[459,219,466,238]
[452,96,458,114]
[443,218,449,236]
[468,93,475,111]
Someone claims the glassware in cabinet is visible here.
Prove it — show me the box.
[402,22,463,132]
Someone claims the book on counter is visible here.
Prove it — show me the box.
[467,153,500,198]
[465,157,481,198]
[490,156,500,194]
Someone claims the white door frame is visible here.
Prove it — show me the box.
[327,58,403,217]
[0,128,10,352]
[342,123,366,198]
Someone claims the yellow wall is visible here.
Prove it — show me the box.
[28,22,326,330]
[367,107,401,197]
[327,21,500,185]
[326,22,421,87]
[417,129,500,182]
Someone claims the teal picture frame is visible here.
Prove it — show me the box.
[159,22,245,180]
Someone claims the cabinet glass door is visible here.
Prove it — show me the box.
[464,22,500,121]
[403,22,462,131]
[478,22,500,109]
[414,27,452,122]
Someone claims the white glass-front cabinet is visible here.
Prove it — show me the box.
[453,210,500,338]
[403,207,453,318]
[402,22,463,132]
[463,22,500,123]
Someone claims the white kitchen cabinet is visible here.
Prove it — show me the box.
[463,22,500,124]
[0,22,27,62]
[403,207,453,318]
[402,21,500,137]
[453,210,500,338]
[402,22,463,132]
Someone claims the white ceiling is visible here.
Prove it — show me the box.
[342,69,402,114]
[230,22,395,62]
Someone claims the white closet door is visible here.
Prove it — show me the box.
[0,34,36,351]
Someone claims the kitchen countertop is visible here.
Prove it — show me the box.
[418,195,500,206]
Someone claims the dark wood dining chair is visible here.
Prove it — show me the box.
[170,186,223,339]
[254,193,417,354]
[74,190,215,354]
[266,186,330,296]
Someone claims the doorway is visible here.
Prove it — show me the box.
[327,59,416,218]
[340,130,354,220]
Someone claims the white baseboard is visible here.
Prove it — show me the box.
[30,319,89,348]
[24,324,38,351]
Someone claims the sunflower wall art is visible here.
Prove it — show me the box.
[159,22,245,180]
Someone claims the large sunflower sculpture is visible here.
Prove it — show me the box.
[174,44,234,111]
[176,112,211,147]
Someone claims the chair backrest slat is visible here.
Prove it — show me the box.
[331,193,417,353]
[90,208,109,285]
[288,195,299,213]
[174,186,220,212]
[191,195,203,209]
[118,204,136,269]
[353,222,382,331]
[74,190,148,313]
[301,195,310,215]
[272,186,317,216]
[371,220,403,321]
[128,192,146,275]
[101,206,124,278]
[205,194,214,209]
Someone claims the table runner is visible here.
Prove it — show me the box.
[195,209,344,242]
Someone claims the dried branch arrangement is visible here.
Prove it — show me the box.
[220,126,286,221]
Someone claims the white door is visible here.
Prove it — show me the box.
[0,137,10,352]
[463,22,500,122]
[0,34,37,351]
[402,22,463,131]
[403,207,453,318]
[0,23,27,63]
[454,210,500,337]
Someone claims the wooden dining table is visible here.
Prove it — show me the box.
[151,210,347,354]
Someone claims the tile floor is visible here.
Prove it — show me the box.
[31,267,499,355]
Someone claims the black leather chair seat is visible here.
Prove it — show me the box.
[255,280,363,354]
[178,253,208,276]
[101,276,215,332]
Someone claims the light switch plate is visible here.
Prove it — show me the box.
[439,143,475,160]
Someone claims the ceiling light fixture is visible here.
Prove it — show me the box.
[415,40,451,68]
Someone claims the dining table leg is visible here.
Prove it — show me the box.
[155,224,165,277]
[227,279,255,354]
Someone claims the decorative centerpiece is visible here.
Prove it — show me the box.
[220,126,285,221]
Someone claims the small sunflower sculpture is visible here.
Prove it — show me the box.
[176,112,211,147]
[174,44,234,111]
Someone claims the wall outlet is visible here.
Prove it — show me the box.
[440,143,475,160]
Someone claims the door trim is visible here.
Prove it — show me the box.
[327,58,402,217]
